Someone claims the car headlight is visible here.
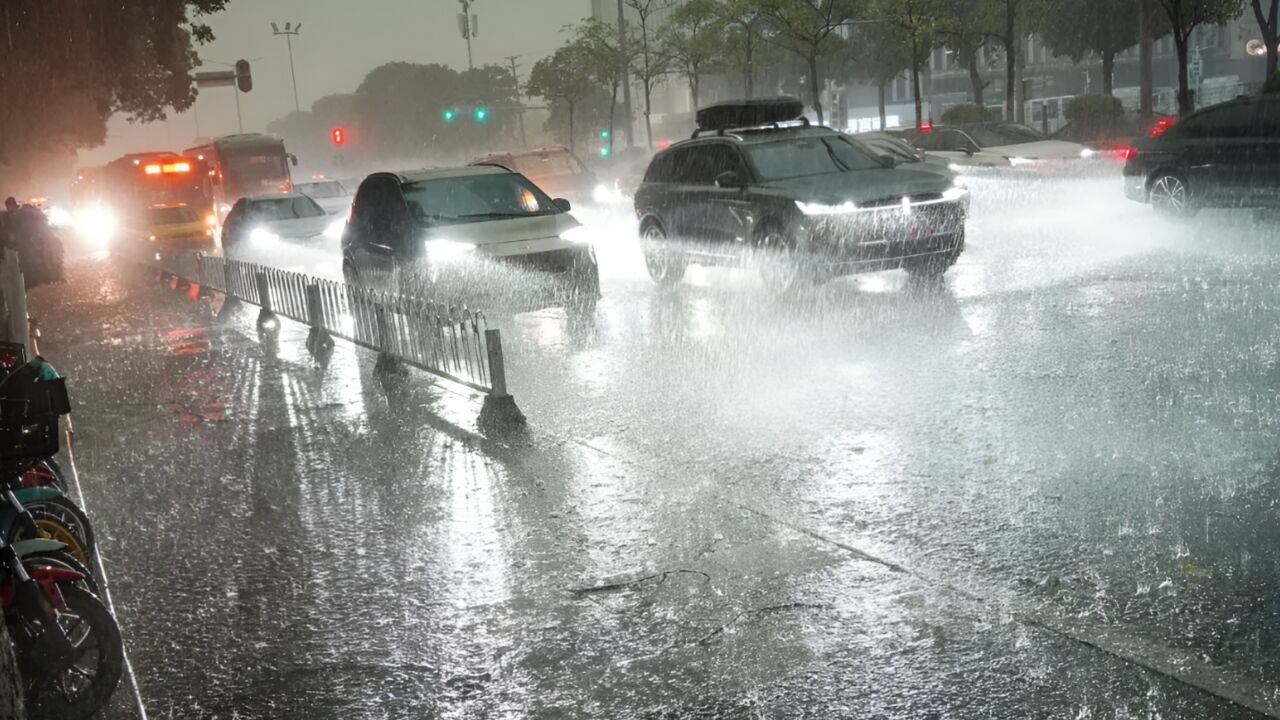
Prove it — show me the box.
[47,206,72,228]
[942,187,969,201]
[324,218,346,241]
[1079,148,1095,159]
[559,225,593,244]
[796,200,860,216]
[1008,156,1036,166]
[249,227,280,245]
[75,205,116,245]
[424,239,475,263]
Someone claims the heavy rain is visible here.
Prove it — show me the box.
[1,0,1280,718]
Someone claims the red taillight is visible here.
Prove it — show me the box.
[656,138,671,150]
[1148,117,1174,137]
[1118,146,1137,161]
[918,120,934,133]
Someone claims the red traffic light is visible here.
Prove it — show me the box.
[331,126,346,146]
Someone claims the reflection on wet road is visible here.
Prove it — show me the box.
[30,174,1280,717]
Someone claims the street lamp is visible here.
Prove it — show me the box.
[457,0,478,70]
[270,21,302,112]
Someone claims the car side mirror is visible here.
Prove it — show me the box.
[962,147,975,157]
[715,170,744,189]
[878,154,897,168]
[288,153,299,167]
[553,198,572,212]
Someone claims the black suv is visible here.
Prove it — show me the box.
[1124,94,1280,218]
[633,98,969,290]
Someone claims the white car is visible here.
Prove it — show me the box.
[341,166,599,311]
[221,193,344,256]
[901,123,1093,168]
[295,179,353,215]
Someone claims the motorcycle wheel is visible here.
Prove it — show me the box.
[24,585,123,720]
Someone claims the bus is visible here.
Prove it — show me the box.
[183,133,295,222]
[71,151,209,243]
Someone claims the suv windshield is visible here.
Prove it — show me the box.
[511,152,585,179]
[745,135,886,181]
[964,123,1046,147]
[401,173,560,225]
[245,196,326,221]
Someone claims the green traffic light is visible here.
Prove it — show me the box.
[473,107,490,123]
[442,108,458,123]
[599,146,611,158]
[599,128,610,139]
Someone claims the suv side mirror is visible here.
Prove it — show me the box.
[288,153,299,167]
[715,170,745,189]
[962,146,976,157]
[553,198,572,212]
[878,154,897,168]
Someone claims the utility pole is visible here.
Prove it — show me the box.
[458,0,478,70]
[505,54,528,147]
[1138,0,1154,119]
[270,22,302,112]
[617,0,634,150]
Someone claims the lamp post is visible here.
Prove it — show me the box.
[270,21,302,112]
[458,0,478,70]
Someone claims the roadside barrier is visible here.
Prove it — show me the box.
[152,252,525,430]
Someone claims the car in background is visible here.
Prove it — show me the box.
[221,193,343,255]
[470,146,601,207]
[341,166,599,311]
[295,179,353,215]
[634,97,969,292]
[1123,94,1280,219]
[143,203,215,251]
[852,132,953,175]
[898,122,1092,168]
[1052,114,1174,161]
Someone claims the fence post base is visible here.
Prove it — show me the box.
[478,394,526,433]
[217,295,243,321]
[256,308,280,339]
[305,328,335,369]
[373,352,403,377]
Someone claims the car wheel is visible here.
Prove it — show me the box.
[1149,173,1198,220]
[758,225,814,294]
[641,222,687,286]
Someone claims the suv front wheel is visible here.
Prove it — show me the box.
[1149,173,1198,220]
[641,222,687,286]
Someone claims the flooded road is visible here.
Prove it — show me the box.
[30,172,1280,718]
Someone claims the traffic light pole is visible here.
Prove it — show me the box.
[506,54,527,147]
[233,85,244,134]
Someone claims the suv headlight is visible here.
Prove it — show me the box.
[796,200,860,216]
[942,186,968,201]
[424,238,475,262]
[250,227,280,245]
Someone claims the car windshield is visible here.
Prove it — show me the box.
[511,153,585,179]
[860,137,920,162]
[401,173,560,225]
[146,206,198,224]
[245,196,326,221]
[298,181,347,199]
[745,135,886,181]
[964,123,1047,147]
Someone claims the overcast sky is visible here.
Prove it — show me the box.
[82,0,591,164]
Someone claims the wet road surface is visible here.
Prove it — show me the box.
[29,173,1280,718]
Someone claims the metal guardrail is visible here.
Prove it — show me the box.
[151,252,524,429]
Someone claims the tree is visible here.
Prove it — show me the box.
[850,21,913,128]
[526,42,599,153]
[573,19,636,155]
[0,0,228,190]
[760,0,866,124]
[995,0,1045,123]
[1253,0,1280,77]
[1154,0,1246,114]
[874,0,946,127]
[625,0,677,149]
[1037,0,1142,96]
[351,62,516,162]
[719,0,772,97]
[661,0,724,109]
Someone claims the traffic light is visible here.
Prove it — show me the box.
[599,146,611,158]
[235,59,253,93]
[330,126,346,146]
[599,128,610,139]
[442,108,458,123]
[473,106,490,123]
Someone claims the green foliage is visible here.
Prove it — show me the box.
[1064,94,1124,124]
[758,0,866,122]
[660,0,725,107]
[1264,70,1280,93]
[0,0,229,189]
[941,104,994,124]
[526,42,600,151]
